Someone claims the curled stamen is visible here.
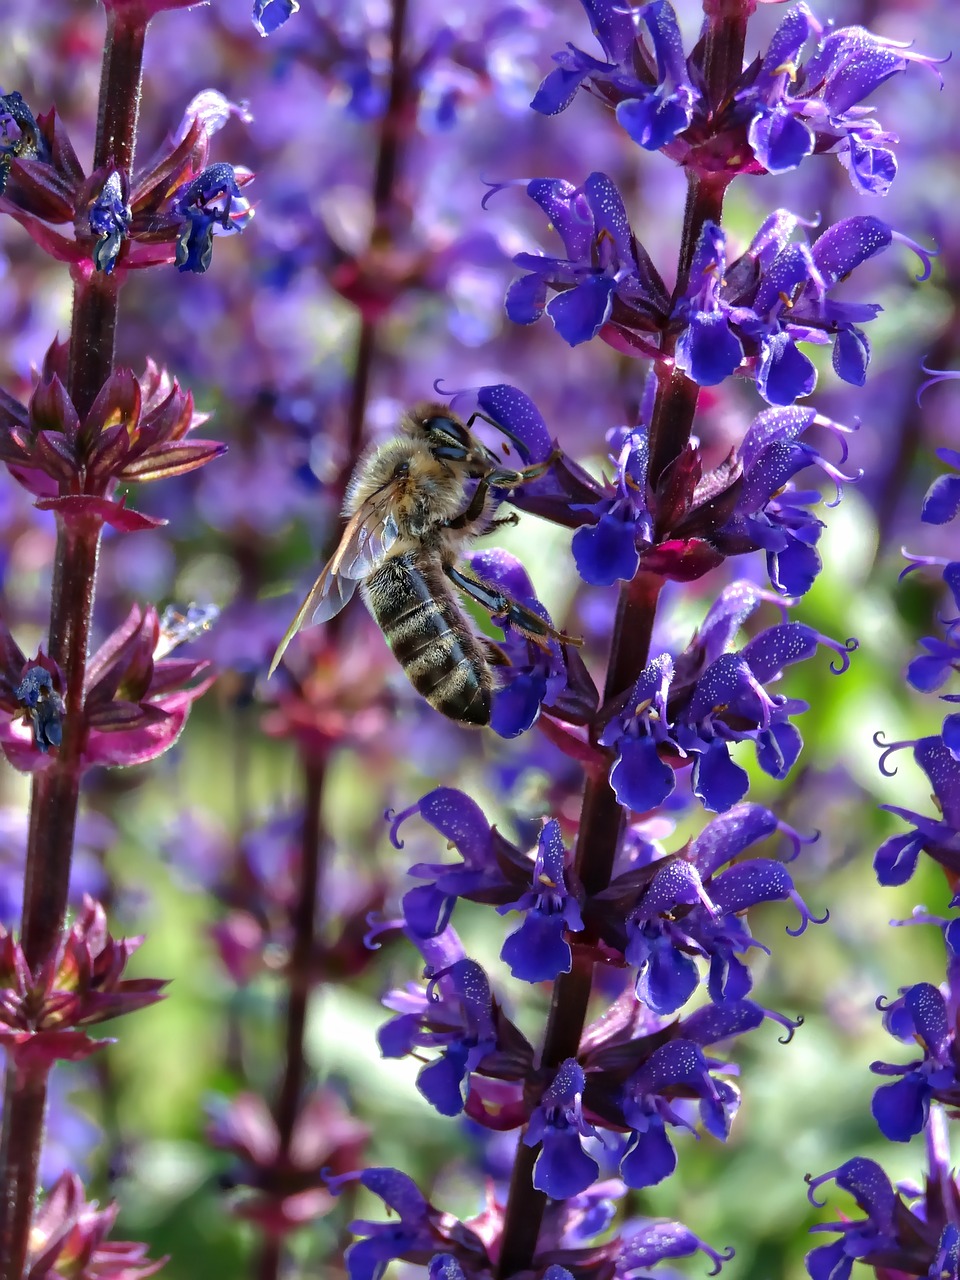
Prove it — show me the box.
[817,455,863,508]
[827,636,858,675]
[804,1169,834,1208]
[778,820,819,862]
[812,411,859,465]
[479,176,534,211]
[386,801,421,849]
[892,229,938,282]
[874,730,914,777]
[917,360,960,404]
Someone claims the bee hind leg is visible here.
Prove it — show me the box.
[445,564,582,650]
[484,512,519,534]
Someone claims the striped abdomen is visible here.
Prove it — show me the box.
[365,553,491,726]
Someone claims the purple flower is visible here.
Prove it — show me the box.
[172,161,253,274]
[808,1108,960,1280]
[580,998,795,1191]
[253,0,299,36]
[378,943,533,1117]
[615,1220,733,1280]
[599,582,856,812]
[462,548,596,736]
[606,804,819,1013]
[922,450,960,526]
[14,663,64,753]
[805,1158,901,1280]
[499,820,584,983]
[569,399,854,592]
[505,185,931,403]
[0,90,43,195]
[673,211,933,405]
[88,170,131,275]
[740,7,943,194]
[0,87,252,274]
[870,981,957,1142]
[338,1168,490,1280]
[874,734,960,885]
[524,1059,602,1198]
[531,0,938,190]
[532,0,697,152]
[502,173,667,350]
[390,789,585,983]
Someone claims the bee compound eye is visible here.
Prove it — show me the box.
[424,415,470,448]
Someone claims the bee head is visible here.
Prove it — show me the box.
[409,405,497,476]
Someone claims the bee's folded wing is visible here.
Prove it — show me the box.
[268,483,403,677]
[339,510,400,578]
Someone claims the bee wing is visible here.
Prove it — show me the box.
[268,484,403,677]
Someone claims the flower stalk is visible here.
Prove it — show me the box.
[495,9,750,1273]
[0,11,147,1277]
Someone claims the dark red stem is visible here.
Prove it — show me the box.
[495,9,750,1274]
[0,12,145,1279]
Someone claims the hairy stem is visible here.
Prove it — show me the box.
[495,9,749,1274]
[0,12,145,1277]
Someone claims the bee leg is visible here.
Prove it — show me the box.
[446,477,493,532]
[445,564,583,649]
[481,638,512,667]
[484,512,520,533]
[484,453,560,489]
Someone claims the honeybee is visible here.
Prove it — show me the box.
[269,404,577,725]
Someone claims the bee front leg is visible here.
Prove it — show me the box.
[445,564,582,649]
[446,477,492,532]
[484,450,561,489]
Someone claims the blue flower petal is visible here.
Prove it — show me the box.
[871,1074,929,1142]
[693,743,749,813]
[639,939,699,1015]
[616,91,690,150]
[546,275,615,345]
[610,737,677,813]
[833,327,870,385]
[534,1130,600,1199]
[491,672,545,738]
[922,474,960,525]
[675,312,743,386]
[506,273,548,326]
[572,512,640,586]
[502,912,572,983]
[748,105,814,174]
[417,1046,469,1116]
[620,1121,677,1189]
[253,0,300,35]
[757,332,817,406]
